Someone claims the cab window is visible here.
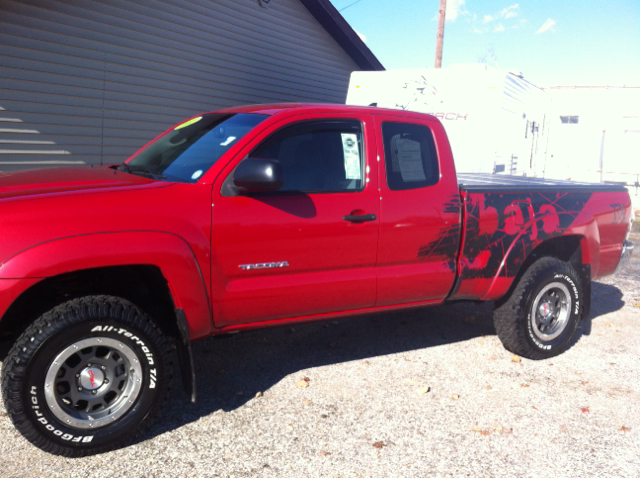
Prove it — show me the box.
[381,121,439,190]
[249,119,364,193]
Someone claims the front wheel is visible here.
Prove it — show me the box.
[493,257,583,360]
[1,296,171,456]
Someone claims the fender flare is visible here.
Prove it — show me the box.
[0,231,212,339]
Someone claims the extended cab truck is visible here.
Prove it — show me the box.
[0,104,634,456]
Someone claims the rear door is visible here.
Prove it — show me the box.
[373,114,462,306]
[210,112,380,327]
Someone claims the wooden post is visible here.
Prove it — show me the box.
[435,0,446,67]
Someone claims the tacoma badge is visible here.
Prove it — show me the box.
[238,261,289,271]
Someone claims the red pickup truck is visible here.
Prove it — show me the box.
[0,104,633,456]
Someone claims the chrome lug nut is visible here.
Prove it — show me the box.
[92,390,97,395]
[78,387,83,391]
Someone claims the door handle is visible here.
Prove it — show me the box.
[343,213,376,222]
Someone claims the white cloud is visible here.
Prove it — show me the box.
[446,0,469,21]
[500,4,519,19]
[472,3,519,32]
[483,3,518,23]
[536,17,556,34]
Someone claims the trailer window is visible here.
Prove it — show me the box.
[381,121,439,190]
[560,115,579,124]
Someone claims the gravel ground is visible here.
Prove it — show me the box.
[1,233,638,477]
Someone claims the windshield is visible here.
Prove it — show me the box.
[125,112,267,182]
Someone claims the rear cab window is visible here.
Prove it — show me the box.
[381,121,439,190]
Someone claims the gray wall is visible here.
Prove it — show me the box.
[0,0,362,170]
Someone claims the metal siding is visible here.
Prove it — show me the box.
[0,0,361,168]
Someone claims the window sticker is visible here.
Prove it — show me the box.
[341,133,361,180]
[191,169,203,180]
[174,116,202,130]
[395,138,426,182]
[220,136,237,146]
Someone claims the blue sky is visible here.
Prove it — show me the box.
[329,0,640,87]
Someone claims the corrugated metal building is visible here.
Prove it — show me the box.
[0,0,383,170]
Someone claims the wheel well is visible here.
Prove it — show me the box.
[0,265,180,344]
[495,235,585,307]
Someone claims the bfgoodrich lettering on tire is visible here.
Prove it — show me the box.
[1,295,172,457]
[493,257,583,360]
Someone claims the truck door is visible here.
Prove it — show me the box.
[210,113,379,327]
[373,114,462,306]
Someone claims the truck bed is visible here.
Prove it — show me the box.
[457,173,628,193]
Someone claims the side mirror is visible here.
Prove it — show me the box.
[233,158,284,192]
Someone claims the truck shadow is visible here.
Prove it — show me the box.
[141,280,624,442]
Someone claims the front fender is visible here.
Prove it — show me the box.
[0,231,212,339]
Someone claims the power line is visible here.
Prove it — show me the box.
[339,0,363,12]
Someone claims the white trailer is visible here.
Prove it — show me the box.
[346,65,551,176]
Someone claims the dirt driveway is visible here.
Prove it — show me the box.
[1,234,638,477]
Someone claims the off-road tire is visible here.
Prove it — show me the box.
[493,257,583,360]
[1,295,172,456]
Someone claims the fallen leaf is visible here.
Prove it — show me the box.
[501,427,513,434]
[580,406,590,413]
[477,430,490,435]
[295,377,310,388]
[633,302,640,307]
[372,441,386,449]
[463,315,476,325]
[303,398,312,404]
[491,424,503,431]
[489,356,497,360]
[580,380,588,385]
[511,354,521,363]
[485,385,492,390]
[317,451,332,456]
[620,426,631,431]
[451,393,460,399]
[416,386,431,394]
[520,383,530,388]
[254,391,263,397]
[605,322,614,327]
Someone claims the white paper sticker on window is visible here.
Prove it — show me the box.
[220,136,237,146]
[341,133,361,180]
[395,138,426,182]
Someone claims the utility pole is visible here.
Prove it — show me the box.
[434,0,446,67]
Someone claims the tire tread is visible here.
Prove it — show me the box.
[493,257,581,360]
[1,295,172,457]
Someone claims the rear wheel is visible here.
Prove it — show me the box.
[493,257,583,360]
[1,295,171,456]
